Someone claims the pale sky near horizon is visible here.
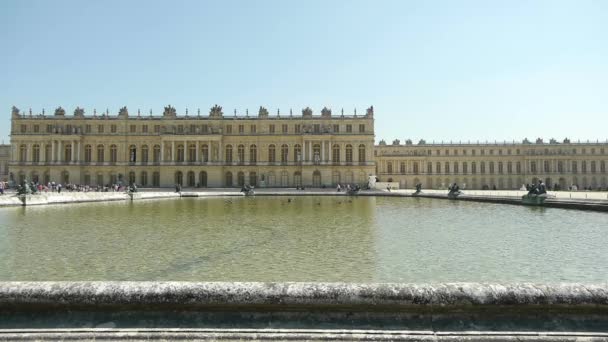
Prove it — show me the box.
[1,0,607,144]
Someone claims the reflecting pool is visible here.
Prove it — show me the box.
[0,197,606,282]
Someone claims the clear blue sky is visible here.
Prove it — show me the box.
[1,0,607,144]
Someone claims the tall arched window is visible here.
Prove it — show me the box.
[225,171,233,187]
[387,162,393,173]
[110,145,117,163]
[225,145,233,162]
[281,144,288,164]
[237,171,245,186]
[97,145,105,162]
[498,162,504,174]
[64,144,72,162]
[294,144,301,162]
[249,144,257,163]
[453,162,458,174]
[141,145,149,163]
[332,144,340,163]
[413,162,419,174]
[436,162,441,173]
[152,172,160,187]
[400,162,406,174]
[129,145,137,163]
[84,144,92,163]
[462,162,468,174]
[188,144,196,162]
[345,144,353,163]
[268,144,276,163]
[175,171,183,186]
[507,162,512,173]
[32,144,40,163]
[444,162,450,174]
[480,162,486,174]
[128,171,136,184]
[489,161,495,173]
[237,144,245,164]
[153,145,160,163]
[187,171,196,186]
[201,144,209,162]
[358,144,366,162]
[45,144,52,162]
[177,144,185,162]
[471,162,477,174]
[313,144,321,164]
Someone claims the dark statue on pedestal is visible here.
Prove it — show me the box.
[448,183,462,199]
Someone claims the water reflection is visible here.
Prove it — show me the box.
[0,197,606,282]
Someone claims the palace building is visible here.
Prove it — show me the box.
[8,105,608,190]
[375,138,608,190]
[8,105,375,188]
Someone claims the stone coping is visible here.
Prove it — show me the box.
[1,282,607,308]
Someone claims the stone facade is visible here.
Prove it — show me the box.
[375,139,608,190]
[9,106,375,187]
[0,144,10,182]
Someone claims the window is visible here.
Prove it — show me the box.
[202,125,208,133]
[190,124,196,133]
[507,162,513,174]
[97,145,105,162]
[19,144,27,161]
[480,162,486,173]
[141,145,149,163]
[20,125,26,133]
[153,145,161,163]
[269,125,275,133]
[387,162,393,173]
[530,161,537,173]
[47,124,53,133]
[332,144,340,163]
[129,145,137,162]
[333,124,339,133]
[142,125,148,133]
[294,144,301,162]
[226,125,233,134]
[237,145,245,163]
[188,144,196,162]
[591,161,597,173]
[85,125,91,133]
[154,125,160,133]
[471,162,477,174]
[445,150,449,156]
[225,145,233,162]
[463,149,467,155]
[557,161,563,173]
[282,124,288,133]
[400,162,406,174]
[33,125,39,133]
[462,162,468,174]
[572,161,578,173]
[413,162,419,174]
[313,124,320,133]
[489,162,495,173]
[427,162,433,174]
[177,125,184,133]
[359,124,365,133]
[130,125,136,133]
[295,124,301,133]
[516,162,522,173]
[110,145,117,163]
[249,145,257,163]
[110,125,117,133]
[238,125,244,134]
[453,162,459,174]
[176,145,185,162]
[281,144,288,163]
[436,162,441,173]
[346,124,352,133]
[84,145,92,162]
[472,150,476,156]
[345,144,353,162]
[32,145,40,162]
[201,144,209,162]
[444,162,450,174]
[582,161,587,173]
[358,144,366,162]
[268,145,276,163]
[544,161,550,173]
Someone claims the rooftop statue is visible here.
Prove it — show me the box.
[258,106,269,117]
[379,139,386,146]
[321,107,332,117]
[11,106,20,117]
[392,139,400,145]
[536,138,544,144]
[119,106,128,116]
[418,139,426,145]
[54,107,66,116]
[209,104,223,117]
[366,105,374,117]
[73,107,85,117]
[405,139,413,145]
[163,105,176,117]
[302,107,313,117]
[563,138,571,144]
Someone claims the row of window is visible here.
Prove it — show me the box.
[19,123,367,135]
[18,143,368,164]
[385,160,608,174]
[383,147,607,157]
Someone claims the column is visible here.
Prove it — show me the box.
[58,141,63,162]
[302,141,306,162]
[71,141,76,163]
[196,142,199,163]
[218,141,222,163]
[321,141,325,162]
[51,141,56,163]
[172,141,175,162]
[160,141,164,162]
[309,141,312,162]
[77,141,81,163]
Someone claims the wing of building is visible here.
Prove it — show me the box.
[8,106,375,188]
